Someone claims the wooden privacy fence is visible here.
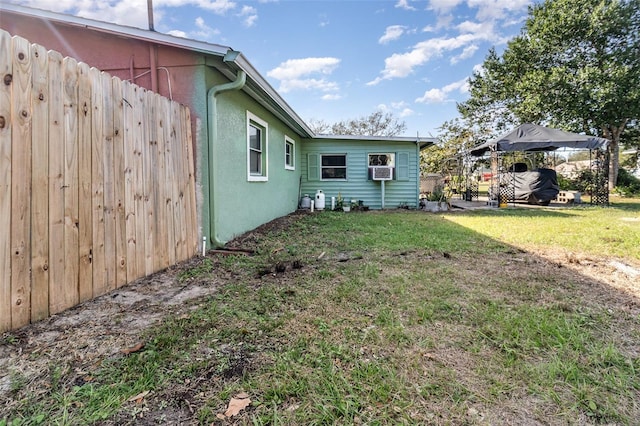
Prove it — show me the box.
[0,30,199,332]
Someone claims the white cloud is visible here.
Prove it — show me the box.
[450,44,478,64]
[398,108,415,117]
[428,0,463,14]
[395,0,417,11]
[167,29,188,38]
[318,13,329,27]
[379,25,407,44]
[179,0,236,15]
[268,57,340,80]
[267,57,341,94]
[416,88,448,103]
[192,16,220,38]
[415,78,468,103]
[368,32,487,85]
[368,18,503,86]
[73,0,151,28]
[322,93,342,101]
[238,5,257,27]
[468,0,531,21]
[16,0,92,13]
[378,101,414,118]
[279,78,339,94]
[391,101,409,109]
[16,0,237,29]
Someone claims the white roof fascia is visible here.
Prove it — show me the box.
[312,134,438,148]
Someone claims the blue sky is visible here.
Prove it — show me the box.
[13,0,533,137]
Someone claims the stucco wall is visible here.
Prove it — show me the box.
[208,77,302,244]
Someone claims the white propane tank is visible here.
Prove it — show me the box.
[315,190,325,210]
[300,194,311,209]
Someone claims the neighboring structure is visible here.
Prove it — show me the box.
[554,160,592,178]
[0,3,435,247]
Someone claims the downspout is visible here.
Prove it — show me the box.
[147,0,158,93]
[207,63,246,247]
[149,45,158,92]
[415,136,421,208]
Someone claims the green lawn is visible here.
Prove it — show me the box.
[446,196,640,261]
[3,200,639,425]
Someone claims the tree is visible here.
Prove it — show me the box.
[307,118,331,135]
[422,118,487,175]
[308,111,407,137]
[459,0,640,189]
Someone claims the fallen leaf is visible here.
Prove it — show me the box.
[223,396,251,417]
[215,413,226,420]
[127,390,150,403]
[121,342,145,355]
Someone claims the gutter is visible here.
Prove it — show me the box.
[207,51,246,247]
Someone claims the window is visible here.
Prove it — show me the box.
[247,112,268,181]
[321,154,347,180]
[368,153,395,167]
[284,136,295,170]
[368,153,395,180]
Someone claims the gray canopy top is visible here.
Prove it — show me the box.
[469,123,609,156]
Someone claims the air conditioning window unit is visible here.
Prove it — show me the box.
[371,166,393,181]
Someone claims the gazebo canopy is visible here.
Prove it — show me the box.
[470,123,609,156]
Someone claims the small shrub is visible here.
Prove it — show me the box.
[614,168,640,197]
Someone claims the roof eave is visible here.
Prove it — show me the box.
[219,52,315,138]
[312,134,437,148]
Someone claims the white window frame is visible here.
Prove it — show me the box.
[284,136,295,171]
[320,153,347,180]
[247,111,268,182]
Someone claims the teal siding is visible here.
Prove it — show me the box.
[300,138,420,210]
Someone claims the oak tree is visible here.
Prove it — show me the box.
[459,0,640,188]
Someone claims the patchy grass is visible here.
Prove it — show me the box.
[2,203,640,425]
[446,196,640,261]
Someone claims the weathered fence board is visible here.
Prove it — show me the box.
[0,30,198,332]
[112,77,127,288]
[0,30,12,332]
[11,35,32,329]
[78,62,93,303]
[48,49,65,314]
[90,66,106,299]
[63,56,80,311]
[30,42,49,322]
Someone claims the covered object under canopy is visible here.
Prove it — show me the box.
[468,123,610,206]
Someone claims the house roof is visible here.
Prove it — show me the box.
[0,2,315,137]
[312,134,437,149]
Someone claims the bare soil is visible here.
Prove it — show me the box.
[1,211,639,424]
